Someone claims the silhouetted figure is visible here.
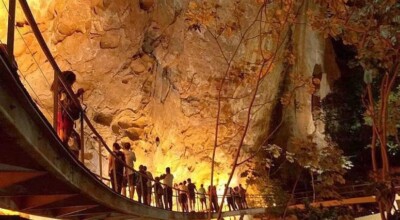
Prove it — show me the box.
[179,181,189,212]
[154,177,164,209]
[233,186,242,210]
[239,184,248,209]
[144,166,153,205]
[198,184,207,211]
[160,167,174,210]
[122,142,136,199]
[51,71,84,145]
[209,185,219,212]
[137,165,149,205]
[225,184,236,211]
[108,143,125,194]
[187,178,197,212]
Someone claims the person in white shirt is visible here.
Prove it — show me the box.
[160,167,174,210]
[198,184,207,211]
[122,142,136,199]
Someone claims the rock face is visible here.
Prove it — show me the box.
[0,0,339,188]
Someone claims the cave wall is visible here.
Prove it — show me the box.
[0,0,340,187]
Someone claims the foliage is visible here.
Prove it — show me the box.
[320,40,372,181]
[309,0,400,68]
[289,138,351,199]
[310,0,400,218]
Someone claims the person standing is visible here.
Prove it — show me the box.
[137,165,149,205]
[211,185,219,212]
[144,166,153,205]
[51,71,84,145]
[239,184,248,209]
[225,184,235,211]
[179,181,189,212]
[187,178,197,212]
[198,184,207,211]
[233,186,242,210]
[160,167,174,210]
[108,143,125,194]
[154,177,164,209]
[122,142,136,199]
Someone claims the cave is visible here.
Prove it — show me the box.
[1,0,399,219]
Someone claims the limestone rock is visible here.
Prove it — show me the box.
[124,127,144,141]
[139,0,155,11]
[54,1,91,37]
[93,112,113,126]
[100,30,121,49]
[130,59,146,73]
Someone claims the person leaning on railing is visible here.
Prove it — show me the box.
[51,71,84,145]
[122,142,136,199]
[145,166,153,205]
[187,178,197,212]
[160,167,174,211]
[198,184,207,211]
[154,177,164,209]
[108,143,125,194]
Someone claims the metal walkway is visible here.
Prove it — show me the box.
[0,1,269,219]
[0,46,271,219]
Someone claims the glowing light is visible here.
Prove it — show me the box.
[0,0,51,43]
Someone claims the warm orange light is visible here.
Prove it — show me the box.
[0,208,58,220]
[0,0,52,44]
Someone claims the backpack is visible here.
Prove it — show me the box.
[62,97,81,120]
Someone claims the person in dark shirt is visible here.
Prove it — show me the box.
[154,177,164,208]
[187,178,197,212]
[137,165,149,205]
[108,143,125,194]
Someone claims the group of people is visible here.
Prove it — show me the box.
[108,141,248,213]
[108,142,174,210]
[50,70,250,213]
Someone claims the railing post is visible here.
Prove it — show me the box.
[52,71,58,130]
[98,138,102,180]
[7,0,16,65]
[80,112,85,163]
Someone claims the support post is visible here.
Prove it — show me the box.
[80,113,85,163]
[6,0,16,65]
[98,139,102,180]
[52,71,58,130]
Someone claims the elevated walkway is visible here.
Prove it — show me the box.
[0,46,267,219]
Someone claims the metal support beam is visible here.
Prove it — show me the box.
[19,194,76,210]
[6,0,16,65]
[0,171,46,188]
[55,205,98,218]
